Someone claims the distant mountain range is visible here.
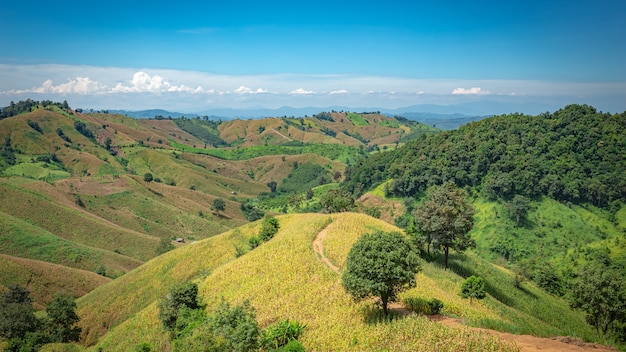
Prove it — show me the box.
[109,101,561,130]
[111,101,560,120]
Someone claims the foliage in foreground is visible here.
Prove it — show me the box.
[0,285,81,351]
[342,230,421,317]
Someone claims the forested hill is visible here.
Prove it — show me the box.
[344,104,626,207]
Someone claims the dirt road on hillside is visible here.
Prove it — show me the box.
[311,226,616,352]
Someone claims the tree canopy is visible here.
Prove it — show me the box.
[412,182,475,268]
[342,231,421,317]
[344,105,626,207]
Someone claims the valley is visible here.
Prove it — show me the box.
[0,101,624,351]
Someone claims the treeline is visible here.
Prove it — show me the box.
[1,99,70,119]
[344,104,626,208]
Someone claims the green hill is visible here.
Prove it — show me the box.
[71,213,598,351]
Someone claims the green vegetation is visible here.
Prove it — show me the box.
[170,140,363,163]
[173,118,227,147]
[460,276,486,303]
[569,265,626,338]
[411,183,475,268]
[342,231,421,317]
[345,104,626,207]
[278,163,330,193]
[346,112,369,126]
[0,286,81,351]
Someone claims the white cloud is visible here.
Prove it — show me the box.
[290,88,316,95]
[451,87,492,95]
[10,77,107,95]
[112,71,202,93]
[234,86,268,94]
[330,89,349,95]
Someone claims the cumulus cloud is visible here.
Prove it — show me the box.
[10,77,107,95]
[233,86,268,94]
[112,71,202,93]
[290,88,316,95]
[329,89,349,95]
[451,87,492,95]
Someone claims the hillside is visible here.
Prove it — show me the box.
[0,102,435,307]
[343,104,626,339]
[70,213,603,351]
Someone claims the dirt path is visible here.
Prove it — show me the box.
[311,227,616,352]
[428,315,616,352]
[312,226,340,273]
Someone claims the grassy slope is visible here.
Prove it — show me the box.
[77,221,258,346]
[0,179,158,262]
[0,254,110,309]
[78,213,594,351]
[471,197,626,271]
[0,211,141,275]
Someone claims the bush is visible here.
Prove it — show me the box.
[402,296,431,314]
[258,216,280,242]
[460,276,486,303]
[282,339,306,352]
[261,319,306,350]
[248,236,261,250]
[402,296,444,315]
[428,298,444,315]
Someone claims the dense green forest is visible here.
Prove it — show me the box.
[344,104,626,207]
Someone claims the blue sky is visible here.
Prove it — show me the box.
[1,0,625,114]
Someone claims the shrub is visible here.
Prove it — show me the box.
[27,120,43,134]
[428,298,444,315]
[403,296,444,315]
[248,236,261,250]
[282,339,306,352]
[460,276,486,303]
[261,319,306,350]
[258,216,280,242]
[402,296,431,315]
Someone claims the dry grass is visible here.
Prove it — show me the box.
[0,254,110,309]
[87,213,519,351]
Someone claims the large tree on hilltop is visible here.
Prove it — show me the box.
[412,182,475,269]
[342,231,421,317]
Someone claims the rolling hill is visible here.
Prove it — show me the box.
[72,213,600,351]
[0,102,435,308]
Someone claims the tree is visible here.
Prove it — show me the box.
[212,198,226,215]
[569,265,626,337]
[319,188,354,213]
[413,182,475,269]
[143,173,153,182]
[266,181,277,193]
[159,282,201,331]
[342,231,421,317]
[507,195,532,227]
[0,285,39,340]
[460,276,486,304]
[45,295,81,342]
